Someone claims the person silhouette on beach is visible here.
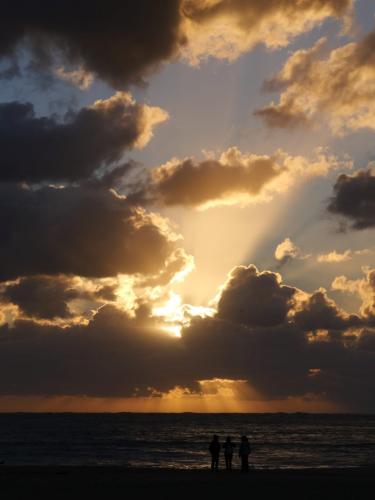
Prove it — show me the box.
[209,435,220,471]
[223,436,235,470]
[238,435,251,472]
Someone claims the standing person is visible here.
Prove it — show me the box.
[238,435,251,472]
[209,435,220,471]
[223,436,235,470]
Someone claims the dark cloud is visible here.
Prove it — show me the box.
[358,329,375,351]
[131,148,340,208]
[0,183,181,280]
[0,305,373,410]
[293,289,360,331]
[0,265,374,410]
[0,1,352,87]
[216,265,296,327]
[135,153,281,207]
[93,163,137,190]
[0,58,20,80]
[1,276,79,320]
[0,275,117,320]
[0,1,184,88]
[327,169,375,230]
[0,93,166,183]
[254,105,310,129]
[0,305,181,397]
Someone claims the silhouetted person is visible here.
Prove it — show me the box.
[209,435,220,471]
[223,436,235,470]
[238,435,251,472]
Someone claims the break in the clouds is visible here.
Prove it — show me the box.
[256,29,375,134]
[0,92,167,183]
[327,168,375,230]
[0,265,374,411]
[0,0,352,87]
[133,147,348,208]
[332,267,375,322]
[0,183,189,281]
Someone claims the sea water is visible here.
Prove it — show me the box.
[0,413,374,469]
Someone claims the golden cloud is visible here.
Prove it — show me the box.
[256,30,375,134]
[135,147,351,209]
[181,0,353,64]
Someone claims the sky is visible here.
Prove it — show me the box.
[0,0,374,413]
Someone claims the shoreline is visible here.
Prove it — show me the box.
[1,466,374,499]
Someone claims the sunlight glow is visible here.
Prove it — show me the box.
[152,292,215,337]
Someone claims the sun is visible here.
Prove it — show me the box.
[152,292,215,337]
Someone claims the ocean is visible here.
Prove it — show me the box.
[0,413,374,469]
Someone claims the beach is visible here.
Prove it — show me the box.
[0,467,374,499]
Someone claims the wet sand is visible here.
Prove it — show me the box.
[0,466,374,499]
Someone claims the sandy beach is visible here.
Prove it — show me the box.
[0,466,374,500]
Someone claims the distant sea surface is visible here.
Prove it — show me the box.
[0,413,374,469]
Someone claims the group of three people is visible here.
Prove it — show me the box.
[209,435,251,471]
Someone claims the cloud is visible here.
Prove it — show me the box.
[0,265,374,411]
[327,168,375,230]
[0,1,352,87]
[317,249,373,262]
[1,275,81,321]
[182,0,353,63]
[54,67,94,89]
[0,92,167,183]
[274,239,372,266]
[0,183,189,281]
[332,268,375,321]
[214,264,360,332]
[256,30,375,134]
[0,275,118,323]
[275,238,300,262]
[317,250,352,263]
[0,305,181,397]
[274,237,311,267]
[132,147,349,208]
[0,1,184,88]
[215,265,297,327]
[292,288,360,331]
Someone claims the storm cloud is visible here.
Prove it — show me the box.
[0,183,187,280]
[0,92,167,183]
[0,0,184,87]
[216,265,296,327]
[0,265,374,411]
[327,168,375,230]
[0,275,117,321]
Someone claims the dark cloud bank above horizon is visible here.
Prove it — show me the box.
[0,0,374,412]
[0,265,374,412]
